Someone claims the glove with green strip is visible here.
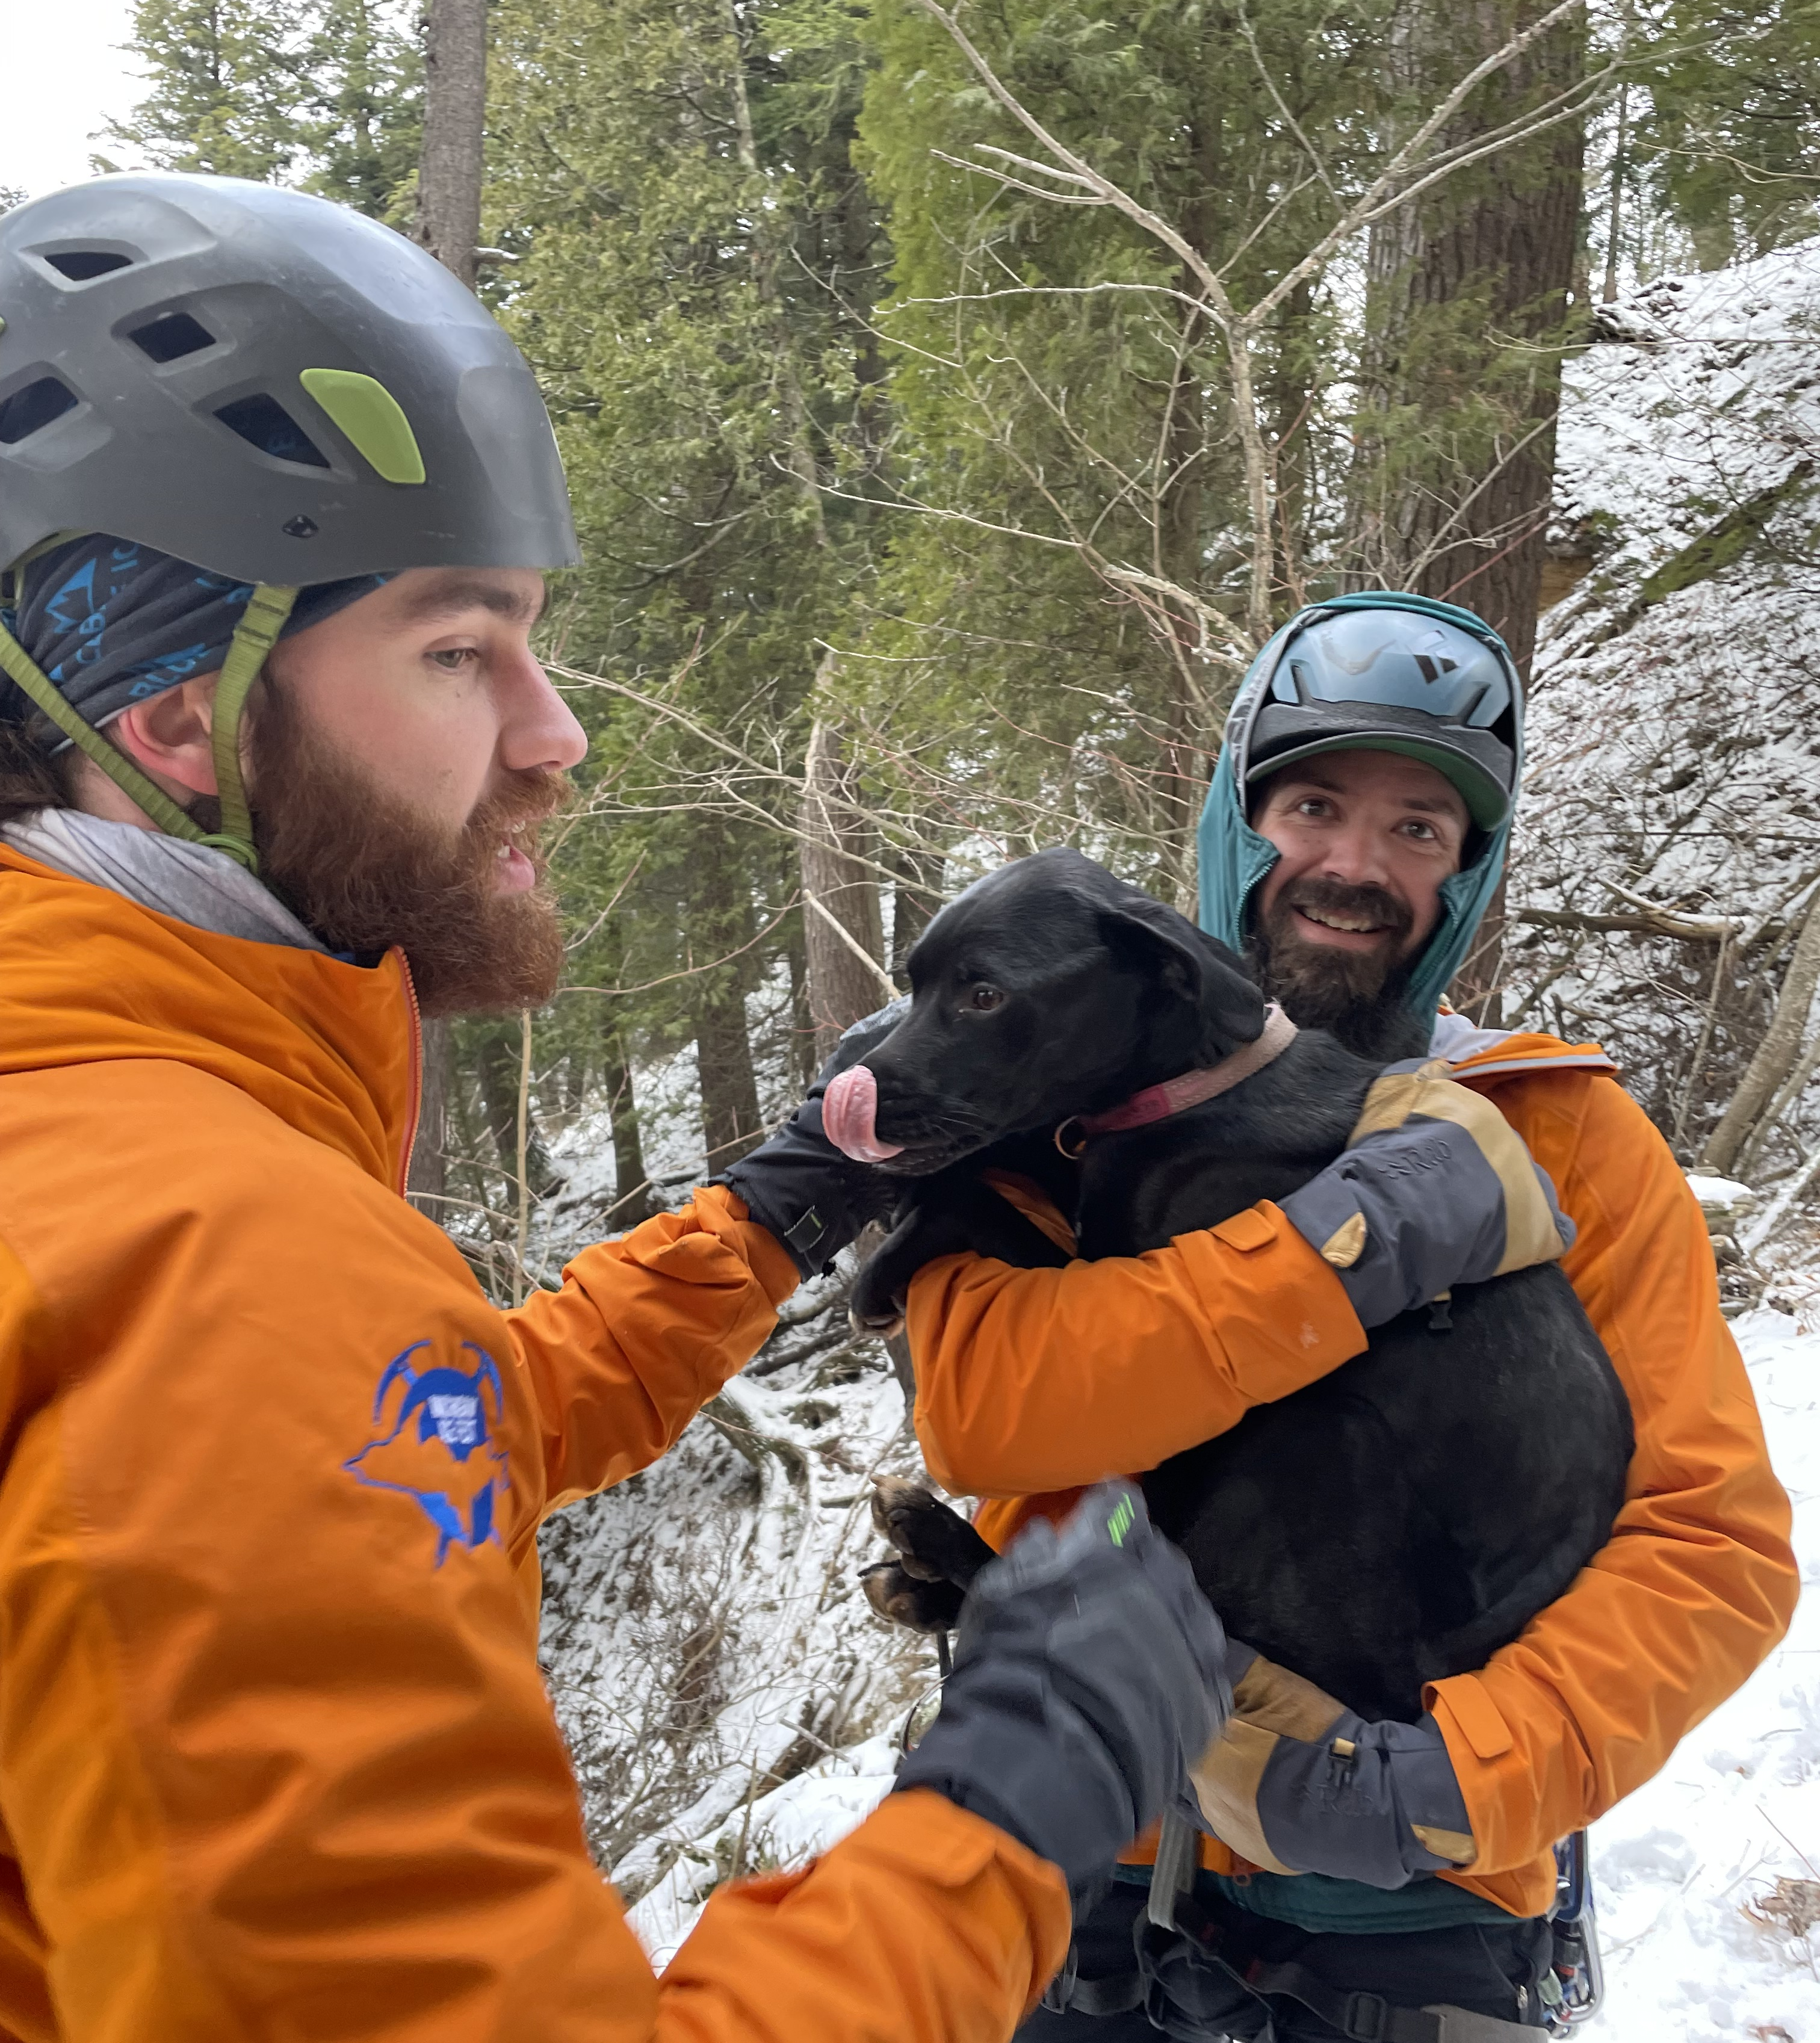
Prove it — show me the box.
[896,1485,1231,1914]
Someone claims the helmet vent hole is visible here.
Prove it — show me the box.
[44,250,134,282]
[214,392,330,469]
[0,376,79,445]
[129,312,215,363]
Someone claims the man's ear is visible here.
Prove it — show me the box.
[1095,894,1264,1061]
[110,674,221,799]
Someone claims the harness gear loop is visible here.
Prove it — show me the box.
[0,582,296,876]
[208,583,297,870]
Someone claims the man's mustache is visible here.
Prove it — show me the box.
[1273,877,1413,941]
[465,769,571,863]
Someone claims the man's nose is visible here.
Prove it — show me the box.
[1317,823,1392,888]
[497,646,587,773]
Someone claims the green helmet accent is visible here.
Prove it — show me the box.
[0,171,581,868]
[297,369,427,487]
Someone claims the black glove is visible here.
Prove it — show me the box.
[719,1000,907,1280]
[896,1483,1230,1914]
[1279,1058,1575,1328]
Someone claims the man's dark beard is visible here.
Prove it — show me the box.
[1248,876,1431,1063]
[244,679,569,1018]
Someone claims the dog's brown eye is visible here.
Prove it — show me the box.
[969,984,1004,1012]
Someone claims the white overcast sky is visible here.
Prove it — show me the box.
[2,0,146,201]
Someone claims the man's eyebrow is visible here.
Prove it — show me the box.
[397,577,546,627]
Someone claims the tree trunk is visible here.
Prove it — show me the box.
[476,1027,562,1200]
[1345,0,1586,1017]
[800,709,890,1062]
[1700,895,1820,1178]
[406,1016,451,1216]
[417,0,486,288]
[690,821,766,1169]
[1348,0,1584,675]
[601,1004,654,1225]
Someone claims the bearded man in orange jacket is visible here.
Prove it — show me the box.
[0,175,1262,2041]
[867,599,1797,2039]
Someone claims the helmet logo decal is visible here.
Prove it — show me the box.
[345,1338,510,1565]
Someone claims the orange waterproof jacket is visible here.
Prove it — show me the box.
[907,1030,1798,1919]
[0,844,1069,2042]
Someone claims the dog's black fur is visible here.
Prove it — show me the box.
[855,848,1633,1723]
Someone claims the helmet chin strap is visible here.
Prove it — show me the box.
[0,584,297,874]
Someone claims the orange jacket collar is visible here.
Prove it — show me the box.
[0,844,420,1191]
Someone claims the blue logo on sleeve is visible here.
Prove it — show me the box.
[345,1340,510,1565]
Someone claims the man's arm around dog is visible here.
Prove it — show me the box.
[907,1038,1797,1918]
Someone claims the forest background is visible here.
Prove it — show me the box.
[61,0,1820,1276]
[15,0,1820,1952]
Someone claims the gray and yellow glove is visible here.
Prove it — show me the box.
[1190,1645,1474,1890]
[1280,1058,1575,1329]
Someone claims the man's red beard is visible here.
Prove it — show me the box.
[244,678,569,1018]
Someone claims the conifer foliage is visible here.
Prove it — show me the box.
[103,0,1820,1264]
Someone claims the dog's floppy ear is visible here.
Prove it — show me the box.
[1095,890,1264,1061]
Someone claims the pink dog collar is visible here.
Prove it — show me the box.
[1056,1003,1299,1155]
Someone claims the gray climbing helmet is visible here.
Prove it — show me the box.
[0,172,578,583]
[0,172,580,870]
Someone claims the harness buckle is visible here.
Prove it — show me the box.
[1345,1991,1392,2041]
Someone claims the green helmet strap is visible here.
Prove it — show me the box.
[211,584,297,861]
[0,582,297,874]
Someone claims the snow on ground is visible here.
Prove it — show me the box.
[1591,1305,1820,2043]
[616,1299,1820,2040]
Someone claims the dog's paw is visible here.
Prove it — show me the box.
[870,1475,995,1589]
[859,1559,967,1634]
[849,1258,907,1337]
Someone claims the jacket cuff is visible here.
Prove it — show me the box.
[691,1183,802,1308]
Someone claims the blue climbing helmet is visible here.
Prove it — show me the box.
[1196,592,1524,1020]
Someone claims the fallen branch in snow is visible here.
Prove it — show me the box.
[1514,904,1739,941]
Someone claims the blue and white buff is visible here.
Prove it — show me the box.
[1,533,388,734]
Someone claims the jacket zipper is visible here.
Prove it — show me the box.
[397,951,423,1198]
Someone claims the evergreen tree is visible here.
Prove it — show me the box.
[485,0,889,1169]
[106,0,309,182]
[1629,0,1820,267]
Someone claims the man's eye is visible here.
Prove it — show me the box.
[968,984,1005,1013]
[429,647,478,672]
[1402,820,1436,840]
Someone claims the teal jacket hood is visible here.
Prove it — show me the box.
[1195,592,1520,1021]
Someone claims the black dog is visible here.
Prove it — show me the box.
[850,849,1632,1723]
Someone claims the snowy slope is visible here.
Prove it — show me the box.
[1590,1305,1820,2042]
[1516,244,1820,1173]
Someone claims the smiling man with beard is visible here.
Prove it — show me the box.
[825,595,1794,2041]
[0,175,1233,2043]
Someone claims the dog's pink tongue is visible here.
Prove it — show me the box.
[822,1065,905,1162]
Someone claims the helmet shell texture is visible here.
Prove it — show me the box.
[0,174,580,584]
